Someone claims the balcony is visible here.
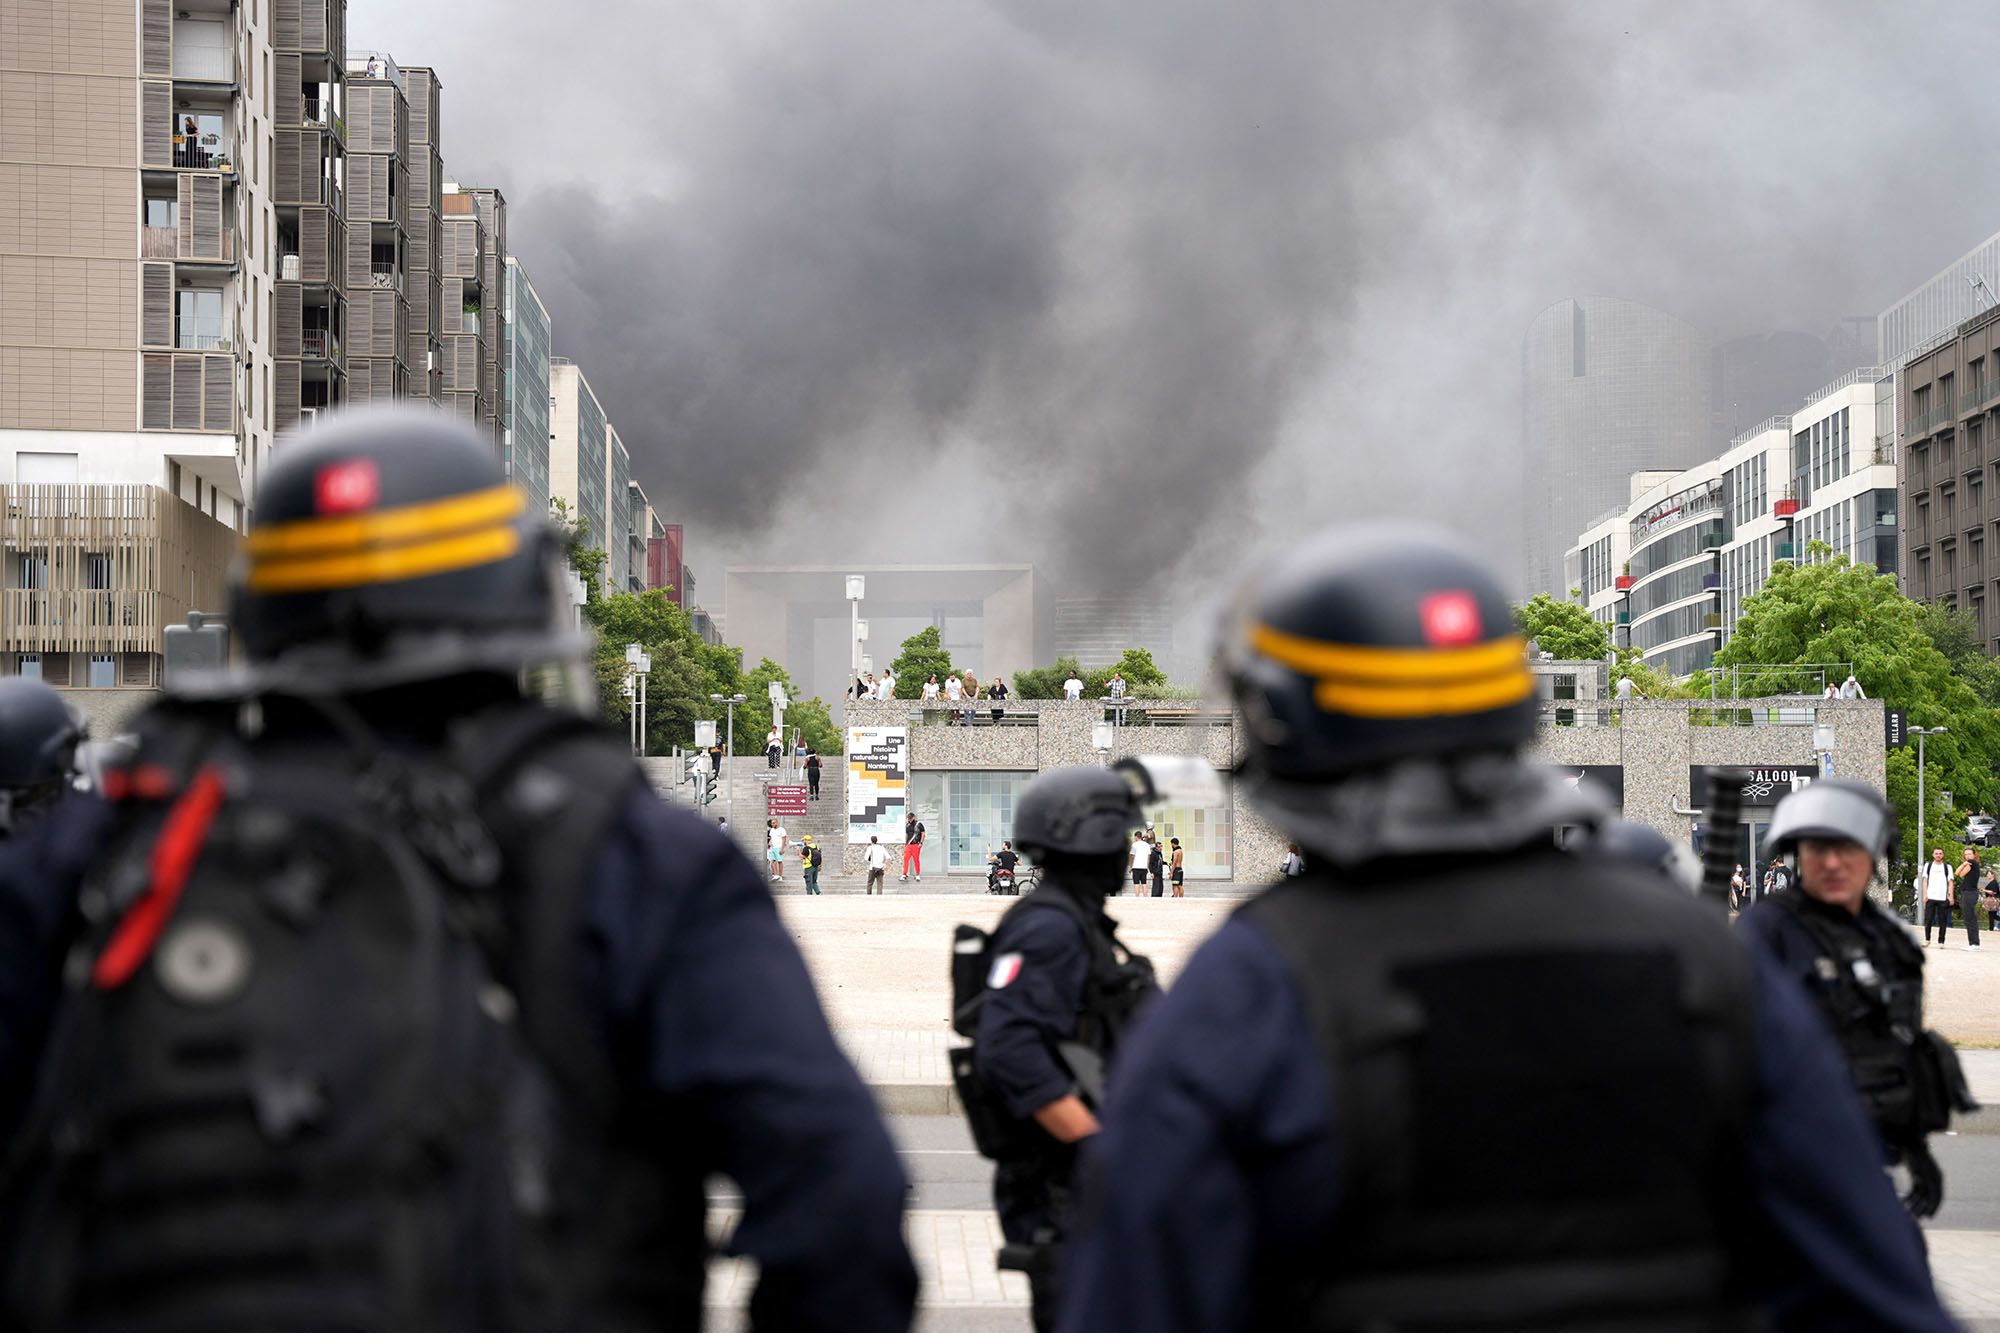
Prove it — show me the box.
[1772,497,1799,517]
[299,98,348,143]
[1775,543,1797,561]
[1701,572,1721,591]
[300,329,339,360]
[142,224,236,264]
[369,264,404,294]
[170,129,235,174]
[172,42,234,83]
[1614,574,1634,591]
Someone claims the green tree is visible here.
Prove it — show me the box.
[549,497,607,605]
[1611,646,1677,700]
[585,587,744,754]
[888,626,955,698]
[1716,548,2000,884]
[1515,592,1611,661]
[1013,655,1084,700]
[1915,601,2000,707]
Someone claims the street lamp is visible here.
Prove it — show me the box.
[1913,725,1948,875]
[846,574,866,685]
[624,643,652,757]
[710,692,749,831]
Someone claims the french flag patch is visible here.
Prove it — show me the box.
[988,952,1024,989]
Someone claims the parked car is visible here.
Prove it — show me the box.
[1966,814,1998,847]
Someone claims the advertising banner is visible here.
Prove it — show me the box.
[847,726,908,845]
[1689,765,1818,808]
[1557,765,1625,813]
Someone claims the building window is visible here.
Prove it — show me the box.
[16,655,40,680]
[88,655,116,688]
[1151,803,1234,881]
[177,288,225,351]
[908,770,1038,874]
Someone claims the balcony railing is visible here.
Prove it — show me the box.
[172,44,234,82]
[171,130,234,172]
[143,225,236,262]
[301,329,334,359]
[370,265,404,293]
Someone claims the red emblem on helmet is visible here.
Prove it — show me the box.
[1419,591,1482,646]
[314,458,380,514]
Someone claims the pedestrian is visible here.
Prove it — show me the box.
[717,814,729,834]
[806,751,822,801]
[922,675,941,703]
[794,733,809,762]
[767,817,788,881]
[1766,858,1794,896]
[765,724,782,769]
[1127,830,1150,892]
[902,809,925,882]
[1148,832,1165,898]
[1062,670,1084,702]
[709,742,723,780]
[962,671,980,726]
[1280,842,1304,877]
[1917,847,1955,945]
[1108,670,1127,726]
[1957,846,1983,950]
[0,678,83,841]
[1615,674,1636,702]
[865,834,889,894]
[1062,525,1948,1330]
[1983,868,2000,932]
[956,767,1159,1332]
[988,676,1010,724]
[877,669,896,701]
[1169,836,1184,897]
[0,409,917,1327]
[801,834,823,896]
[1839,673,1867,700]
[943,673,963,717]
[1740,780,1978,1221]
[1729,864,1747,913]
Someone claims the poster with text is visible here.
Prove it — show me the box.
[847,726,908,845]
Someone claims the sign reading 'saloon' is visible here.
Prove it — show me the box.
[847,727,907,845]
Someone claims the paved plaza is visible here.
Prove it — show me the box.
[732,893,2000,1329]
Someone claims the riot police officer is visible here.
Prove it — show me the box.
[0,677,83,839]
[1739,778,1976,1219]
[1061,526,1952,1331]
[0,408,917,1330]
[961,766,1158,1332]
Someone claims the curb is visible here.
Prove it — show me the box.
[870,1081,962,1117]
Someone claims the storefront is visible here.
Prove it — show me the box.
[908,770,1036,874]
[1148,804,1233,880]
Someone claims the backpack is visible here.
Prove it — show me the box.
[947,887,1156,1158]
[1,698,666,1332]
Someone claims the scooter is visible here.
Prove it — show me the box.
[989,866,1018,895]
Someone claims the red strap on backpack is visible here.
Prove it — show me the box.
[92,766,227,990]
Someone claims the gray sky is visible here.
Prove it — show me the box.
[352,0,2000,630]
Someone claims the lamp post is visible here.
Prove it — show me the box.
[1913,725,1947,879]
[846,575,866,687]
[624,643,652,756]
[710,692,749,831]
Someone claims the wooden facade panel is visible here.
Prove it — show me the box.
[0,486,237,656]
[140,82,172,169]
[169,355,201,430]
[201,355,231,431]
[177,174,224,261]
[273,281,302,358]
[140,0,172,77]
[274,53,303,129]
[140,263,172,348]
[274,359,301,433]
[141,354,172,429]
[298,205,330,283]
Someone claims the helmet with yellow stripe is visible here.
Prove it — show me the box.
[1222,526,1536,782]
[230,407,575,688]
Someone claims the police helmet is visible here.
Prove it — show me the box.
[1011,767,1145,858]
[1764,778,1897,863]
[230,407,577,690]
[1221,525,1536,782]
[0,677,83,790]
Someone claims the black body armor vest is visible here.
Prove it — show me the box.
[1238,848,1760,1332]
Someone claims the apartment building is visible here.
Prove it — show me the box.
[459,185,506,443]
[549,359,610,554]
[626,479,663,593]
[271,0,346,433]
[503,256,552,511]
[438,186,493,430]
[604,423,631,590]
[1568,370,1897,677]
[340,51,408,404]
[401,64,442,402]
[0,0,295,693]
[1900,303,2000,644]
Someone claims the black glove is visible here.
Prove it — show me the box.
[1901,1139,1944,1220]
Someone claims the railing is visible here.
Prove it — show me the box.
[1800,367,1889,407]
[175,332,229,352]
[370,265,403,293]
[171,130,232,171]
[1727,414,1792,449]
[144,225,236,262]
[172,44,234,82]
[300,329,337,358]
[1874,435,1897,466]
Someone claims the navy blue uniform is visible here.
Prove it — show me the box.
[0,788,919,1332]
[1061,914,1954,1333]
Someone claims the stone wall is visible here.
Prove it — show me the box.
[841,696,1888,883]
[56,688,160,738]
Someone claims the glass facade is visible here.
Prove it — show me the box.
[574,376,608,557]
[504,259,552,514]
[1524,296,1711,592]
[1880,230,2000,366]
[909,771,1035,873]
[607,428,632,592]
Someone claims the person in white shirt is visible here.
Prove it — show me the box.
[1839,674,1867,700]
[1108,671,1128,725]
[1128,832,1151,892]
[944,674,963,702]
[1063,673,1084,702]
[864,835,890,895]
[1615,675,1636,702]
[921,675,941,703]
[876,671,896,701]
[1917,847,1956,945]
[767,819,788,882]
